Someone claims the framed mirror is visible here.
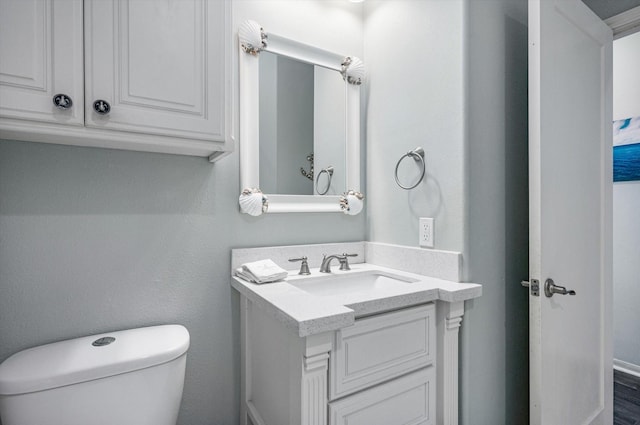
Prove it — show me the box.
[238,20,364,215]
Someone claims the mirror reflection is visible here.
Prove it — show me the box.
[258,51,346,196]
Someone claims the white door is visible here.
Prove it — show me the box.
[528,0,613,424]
[0,0,84,125]
[84,0,228,142]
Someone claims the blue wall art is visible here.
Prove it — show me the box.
[613,116,640,182]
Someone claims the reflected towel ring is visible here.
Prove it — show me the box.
[315,166,334,195]
[394,147,426,190]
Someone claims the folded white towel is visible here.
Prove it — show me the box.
[235,259,288,284]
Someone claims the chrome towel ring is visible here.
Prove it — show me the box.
[315,166,334,195]
[394,147,426,190]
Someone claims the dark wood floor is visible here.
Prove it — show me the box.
[615,369,640,425]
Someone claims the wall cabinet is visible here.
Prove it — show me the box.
[0,0,232,161]
[0,0,84,126]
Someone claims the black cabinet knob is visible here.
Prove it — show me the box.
[93,99,111,115]
[53,94,73,109]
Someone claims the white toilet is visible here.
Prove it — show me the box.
[0,324,189,425]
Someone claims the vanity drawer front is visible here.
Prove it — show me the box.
[329,367,435,425]
[330,303,435,400]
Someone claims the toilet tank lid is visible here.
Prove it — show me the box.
[0,324,189,395]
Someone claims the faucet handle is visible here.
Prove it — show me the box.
[339,253,358,271]
[288,256,311,275]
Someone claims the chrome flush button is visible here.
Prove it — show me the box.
[92,336,116,347]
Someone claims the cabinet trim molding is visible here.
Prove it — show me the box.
[0,117,231,160]
[302,351,330,425]
[436,300,464,425]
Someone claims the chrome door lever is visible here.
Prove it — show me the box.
[521,279,540,296]
[544,278,576,297]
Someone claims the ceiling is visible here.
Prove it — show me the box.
[582,0,640,19]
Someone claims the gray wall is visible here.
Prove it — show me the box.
[259,51,279,194]
[463,0,529,423]
[259,55,315,195]
[0,141,364,425]
[364,0,467,252]
[365,0,529,423]
[0,2,364,425]
[612,31,640,370]
[314,67,347,195]
[276,57,314,195]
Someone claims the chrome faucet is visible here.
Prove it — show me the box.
[288,256,310,275]
[319,254,344,273]
[319,253,358,273]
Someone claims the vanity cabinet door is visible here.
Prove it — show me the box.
[330,303,435,400]
[84,0,228,142]
[0,0,84,125]
[329,367,435,425]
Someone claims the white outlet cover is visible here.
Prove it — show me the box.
[419,217,434,248]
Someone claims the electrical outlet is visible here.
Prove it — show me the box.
[419,217,434,248]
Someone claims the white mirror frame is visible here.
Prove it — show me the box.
[238,20,364,215]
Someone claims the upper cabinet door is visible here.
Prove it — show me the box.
[84,0,229,142]
[0,0,84,125]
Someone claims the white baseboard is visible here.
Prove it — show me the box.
[613,359,640,378]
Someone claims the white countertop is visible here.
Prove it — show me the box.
[231,263,482,337]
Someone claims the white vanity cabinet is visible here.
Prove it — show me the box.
[232,243,481,425]
[329,368,434,425]
[0,0,232,161]
[241,301,439,425]
[329,304,436,425]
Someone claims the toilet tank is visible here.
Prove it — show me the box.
[0,324,189,425]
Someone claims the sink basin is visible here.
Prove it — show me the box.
[290,272,417,297]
